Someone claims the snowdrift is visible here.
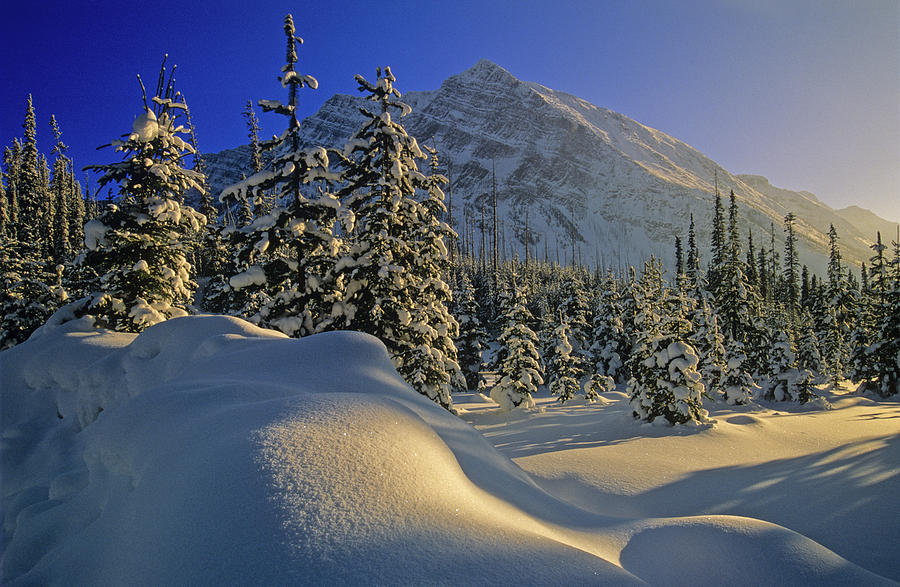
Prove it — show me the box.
[0,316,892,584]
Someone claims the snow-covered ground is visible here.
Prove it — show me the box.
[2,316,897,584]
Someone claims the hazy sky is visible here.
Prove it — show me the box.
[2,0,898,221]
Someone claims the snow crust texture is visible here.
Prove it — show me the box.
[1,316,894,584]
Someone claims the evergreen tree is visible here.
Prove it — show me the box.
[708,191,726,291]
[627,258,708,424]
[241,99,269,217]
[722,338,755,405]
[0,240,67,349]
[83,177,99,222]
[690,297,727,400]
[800,265,810,307]
[826,225,843,294]
[37,153,54,257]
[782,212,800,320]
[745,228,757,288]
[183,101,216,224]
[588,276,627,382]
[452,271,486,390]
[766,222,781,307]
[213,16,346,339]
[860,233,900,397]
[77,58,206,332]
[686,213,701,290]
[244,100,264,175]
[743,306,772,381]
[492,277,543,411]
[765,326,795,400]
[711,191,757,347]
[556,273,591,375]
[547,313,582,403]
[397,147,465,397]
[796,314,826,382]
[851,234,886,387]
[48,115,72,263]
[2,143,22,235]
[756,242,769,302]
[674,235,684,279]
[17,95,45,245]
[817,303,843,384]
[848,285,876,386]
[764,325,817,403]
[335,65,458,408]
[67,171,85,254]
[0,164,7,238]
[813,225,851,380]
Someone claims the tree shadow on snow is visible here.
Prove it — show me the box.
[543,432,900,582]
[475,396,713,460]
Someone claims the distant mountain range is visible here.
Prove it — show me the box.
[200,59,898,275]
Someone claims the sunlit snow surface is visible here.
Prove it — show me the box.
[1,316,896,584]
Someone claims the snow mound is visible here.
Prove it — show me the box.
[1,317,891,584]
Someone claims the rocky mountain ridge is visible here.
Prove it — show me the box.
[200,59,897,275]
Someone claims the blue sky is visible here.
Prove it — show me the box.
[2,0,898,222]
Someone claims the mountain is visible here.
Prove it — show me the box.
[200,59,897,275]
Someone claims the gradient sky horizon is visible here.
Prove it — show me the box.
[2,0,898,222]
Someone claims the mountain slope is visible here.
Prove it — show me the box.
[201,59,897,274]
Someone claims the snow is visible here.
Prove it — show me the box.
[1,316,897,584]
[82,218,108,251]
[130,110,158,142]
[229,265,266,290]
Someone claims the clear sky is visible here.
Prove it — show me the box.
[2,0,898,222]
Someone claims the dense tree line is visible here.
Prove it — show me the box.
[445,188,899,420]
[2,15,898,420]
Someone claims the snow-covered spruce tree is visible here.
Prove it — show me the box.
[722,339,755,405]
[796,314,826,383]
[395,147,464,397]
[2,143,22,238]
[451,270,486,390]
[685,213,702,292]
[213,16,345,337]
[547,313,582,403]
[627,258,708,424]
[764,326,816,403]
[712,191,759,346]
[492,276,544,411]
[743,305,772,381]
[820,224,852,380]
[0,163,7,237]
[77,59,206,332]
[557,274,591,363]
[588,275,627,382]
[707,190,726,293]
[745,228,758,289]
[817,303,845,385]
[16,95,47,248]
[862,234,900,397]
[244,101,273,217]
[690,297,728,401]
[782,212,801,323]
[850,234,884,390]
[0,239,67,349]
[48,115,72,264]
[335,66,459,409]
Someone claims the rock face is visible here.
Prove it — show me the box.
[200,59,896,273]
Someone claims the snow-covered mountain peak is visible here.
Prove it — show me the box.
[457,59,519,83]
[200,60,896,273]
